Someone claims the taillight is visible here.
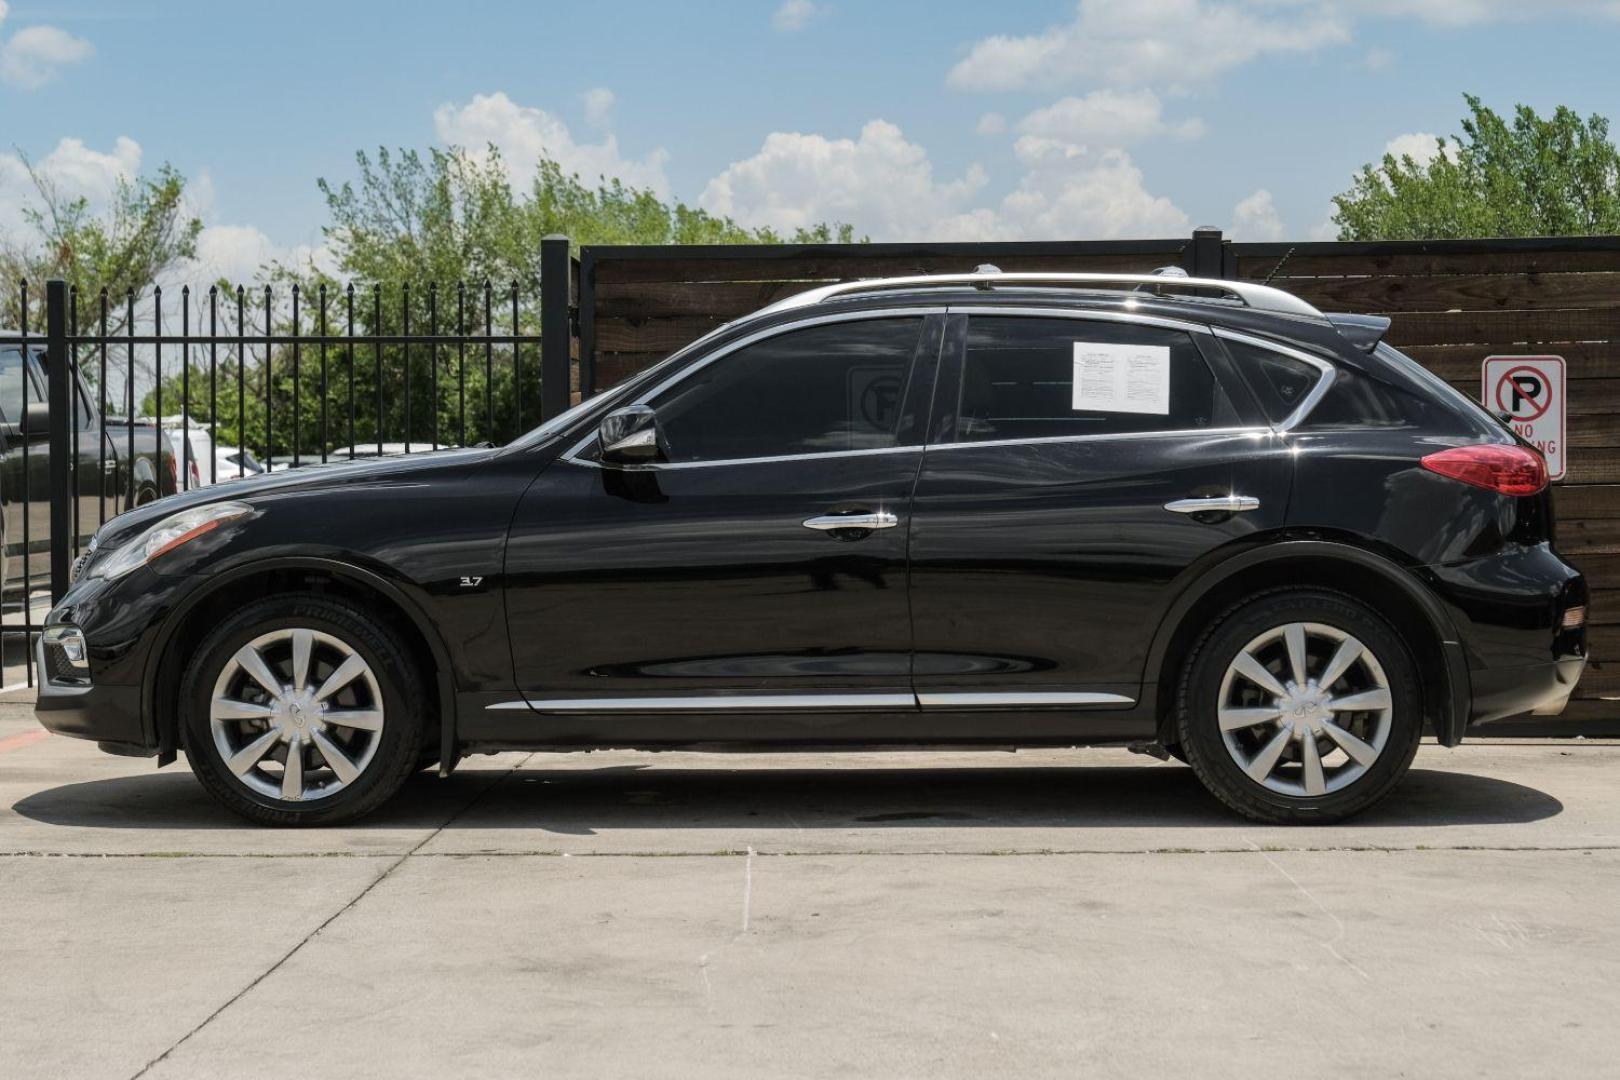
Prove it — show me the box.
[1420,444,1548,496]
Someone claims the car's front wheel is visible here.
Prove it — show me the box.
[180,594,425,826]
[1176,589,1422,824]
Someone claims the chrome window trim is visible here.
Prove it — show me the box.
[1211,327,1338,434]
[561,442,923,472]
[562,306,946,468]
[916,691,1134,708]
[922,426,1268,453]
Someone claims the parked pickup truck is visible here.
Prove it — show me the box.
[0,341,177,601]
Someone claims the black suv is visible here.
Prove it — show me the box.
[34,270,1587,826]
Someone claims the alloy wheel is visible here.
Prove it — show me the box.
[208,627,386,802]
[1216,621,1393,797]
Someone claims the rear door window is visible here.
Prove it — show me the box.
[953,316,1239,442]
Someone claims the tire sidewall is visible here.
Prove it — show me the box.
[180,595,423,825]
[1178,590,1423,823]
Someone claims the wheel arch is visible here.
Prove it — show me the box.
[145,557,457,769]
[1146,538,1471,748]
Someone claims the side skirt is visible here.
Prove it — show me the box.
[454,691,1156,751]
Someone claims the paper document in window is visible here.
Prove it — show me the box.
[1071,342,1171,415]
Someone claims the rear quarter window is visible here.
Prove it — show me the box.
[1301,344,1499,434]
[1221,339,1323,424]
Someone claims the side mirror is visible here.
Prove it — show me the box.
[598,405,666,466]
[21,401,52,438]
[2,402,52,444]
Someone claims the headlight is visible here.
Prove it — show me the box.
[91,501,253,579]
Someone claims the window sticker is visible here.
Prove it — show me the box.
[1071,342,1170,415]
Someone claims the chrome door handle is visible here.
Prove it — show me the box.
[1164,495,1261,514]
[802,511,900,532]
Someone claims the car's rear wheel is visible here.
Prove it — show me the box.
[180,594,425,826]
[1176,589,1422,824]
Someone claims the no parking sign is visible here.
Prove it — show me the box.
[1482,355,1565,481]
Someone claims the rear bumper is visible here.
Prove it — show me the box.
[1425,541,1587,735]
[1468,656,1587,726]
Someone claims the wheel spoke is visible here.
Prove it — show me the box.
[1232,651,1289,700]
[1321,719,1380,767]
[1218,705,1281,731]
[313,653,368,703]
[1300,731,1326,796]
[1245,726,1294,783]
[322,708,383,733]
[282,743,304,800]
[212,698,275,722]
[234,645,285,700]
[226,728,282,777]
[1328,688,1392,713]
[1283,623,1309,686]
[290,629,314,693]
[312,730,360,784]
[1316,636,1364,692]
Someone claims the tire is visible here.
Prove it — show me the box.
[1175,589,1422,824]
[180,593,426,826]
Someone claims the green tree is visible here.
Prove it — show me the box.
[143,146,857,458]
[0,156,202,333]
[1332,95,1620,240]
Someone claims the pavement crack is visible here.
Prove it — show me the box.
[126,753,533,1080]
[1247,838,1371,982]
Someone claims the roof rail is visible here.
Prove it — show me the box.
[759,270,1324,320]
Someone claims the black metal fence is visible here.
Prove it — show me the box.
[1,237,578,686]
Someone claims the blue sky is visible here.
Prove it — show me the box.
[2,0,1619,282]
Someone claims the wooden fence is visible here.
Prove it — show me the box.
[561,231,1620,727]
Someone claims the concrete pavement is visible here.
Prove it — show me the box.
[2,702,1617,1078]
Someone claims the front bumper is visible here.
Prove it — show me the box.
[33,635,148,748]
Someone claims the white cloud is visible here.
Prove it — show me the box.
[434,91,670,196]
[1229,188,1285,241]
[582,86,614,128]
[701,120,1187,241]
[947,0,1349,91]
[0,134,140,235]
[1358,0,1620,25]
[975,112,1007,136]
[772,0,821,31]
[1361,46,1394,70]
[1017,90,1204,145]
[189,225,336,286]
[0,2,93,89]
[700,120,988,238]
[990,138,1189,240]
[190,224,277,285]
[1384,131,1457,167]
